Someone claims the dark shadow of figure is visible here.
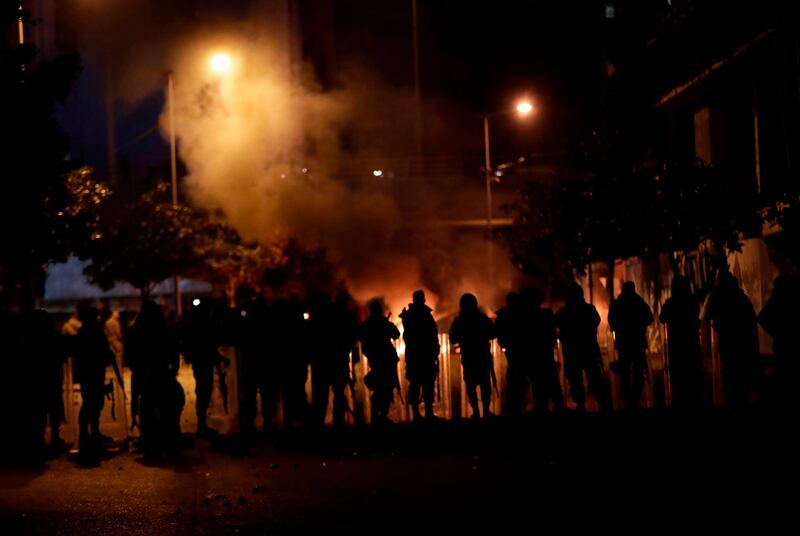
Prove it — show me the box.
[308,294,336,428]
[274,298,312,429]
[660,276,704,410]
[555,283,612,412]
[608,281,654,409]
[1,308,65,463]
[705,271,760,409]
[317,292,360,427]
[495,292,523,414]
[73,303,120,455]
[522,287,565,413]
[180,301,226,438]
[449,293,496,420]
[758,273,800,410]
[358,299,401,425]
[237,294,277,435]
[35,310,68,453]
[125,301,183,460]
[400,290,441,422]
[497,289,565,415]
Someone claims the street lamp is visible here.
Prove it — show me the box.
[482,98,535,290]
[209,52,233,75]
[166,51,234,316]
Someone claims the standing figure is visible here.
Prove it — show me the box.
[495,292,526,414]
[329,293,360,426]
[449,293,496,420]
[705,271,759,408]
[103,309,124,370]
[236,295,274,434]
[758,274,800,409]
[608,281,654,409]
[358,299,401,424]
[35,310,67,449]
[181,301,224,437]
[660,276,704,409]
[308,294,337,427]
[400,290,441,421]
[73,304,118,450]
[125,301,182,458]
[522,287,565,413]
[555,283,611,412]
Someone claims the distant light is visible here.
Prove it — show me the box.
[301,167,308,174]
[516,101,533,115]
[192,298,201,307]
[303,312,311,321]
[209,52,233,75]
[372,169,383,177]
[240,310,247,317]
[494,170,504,177]
[279,173,287,179]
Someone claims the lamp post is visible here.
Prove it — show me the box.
[482,99,534,290]
[166,51,233,316]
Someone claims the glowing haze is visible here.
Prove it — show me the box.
[162,36,428,312]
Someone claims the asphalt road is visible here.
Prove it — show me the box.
[1,411,796,535]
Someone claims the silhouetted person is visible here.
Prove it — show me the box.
[496,292,526,414]
[555,283,611,412]
[34,310,67,449]
[125,301,182,458]
[181,301,224,437]
[660,276,704,409]
[272,298,311,427]
[758,274,800,409]
[237,295,275,434]
[449,293,496,420]
[328,293,360,426]
[521,287,565,413]
[705,271,759,408]
[358,299,401,424]
[608,281,653,409]
[308,293,338,427]
[73,304,117,451]
[400,290,441,421]
[103,308,124,370]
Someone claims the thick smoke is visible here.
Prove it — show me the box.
[67,2,524,315]
[162,33,433,312]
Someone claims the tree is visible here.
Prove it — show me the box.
[762,191,800,271]
[84,184,201,299]
[0,9,82,309]
[507,130,762,294]
[189,216,285,307]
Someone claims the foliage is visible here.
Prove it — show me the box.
[507,130,762,284]
[188,216,285,305]
[83,184,201,297]
[762,191,800,270]
[0,15,82,305]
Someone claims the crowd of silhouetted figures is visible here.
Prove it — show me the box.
[1,271,799,462]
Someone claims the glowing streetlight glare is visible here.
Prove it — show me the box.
[209,52,233,74]
[372,169,384,177]
[516,100,534,115]
[192,298,201,306]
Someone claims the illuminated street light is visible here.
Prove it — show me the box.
[166,52,235,316]
[516,100,534,115]
[483,96,536,288]
[209,52,233,75]
[373,169,384,177]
